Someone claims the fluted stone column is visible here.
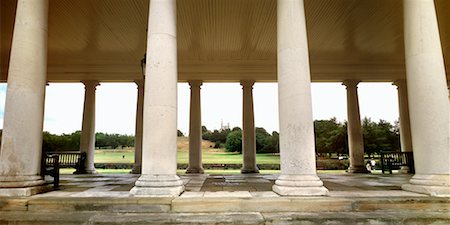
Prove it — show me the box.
[273,0,328,196]
[241,81,259,173]
[130,0,184,196]
[343,80,368,173]
[186,81,204,174]
[393,80,413,173]
[131,80,144,174]
[402,0,450,197]
[77,81,99,174]
[0,0,48,196]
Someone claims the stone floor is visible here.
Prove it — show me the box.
[2,173,449,224]
[36,172,427,198]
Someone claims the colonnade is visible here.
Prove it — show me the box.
[0,0,449,197]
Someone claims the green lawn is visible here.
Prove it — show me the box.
[94,150,134,163]
[60,168,346,175]
[94,149,280,164]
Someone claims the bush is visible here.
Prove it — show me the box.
[225,130,242,153]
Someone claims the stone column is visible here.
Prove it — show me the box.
[241,81,259,173]
[186,80,204,174]
[0,0,48,196]
[402,0,450,197]
[343,80,368,173]
[131,80,144,174]
[77,81,99,174]
[393,80,413,173]
[273,0,328,196]
[130,0,184,196]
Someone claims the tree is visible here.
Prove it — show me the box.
[177,130,184,137]
[362,118,400,156]
[314,118,347,156]
[225,130,242,153]
[255,127,278,153]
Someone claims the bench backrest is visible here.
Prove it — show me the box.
[380,151,414,173]
[45,152,86,169]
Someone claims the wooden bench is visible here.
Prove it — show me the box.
[380,151,414,174]
[42,152,86,188]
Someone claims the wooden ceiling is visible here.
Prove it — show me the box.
[1,0,449,82]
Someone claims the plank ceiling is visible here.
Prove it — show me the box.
[1,0,449,82]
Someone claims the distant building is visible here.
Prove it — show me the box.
[219,120,230,131]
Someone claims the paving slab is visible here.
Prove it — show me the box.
[91,212,265,225]
[204,191,252,198]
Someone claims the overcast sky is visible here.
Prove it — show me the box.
[0,82,399,135]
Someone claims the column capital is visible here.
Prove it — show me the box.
[82,80,100,90]
[188,80,203,89]
[135,79,145,90]
[342,80,360,88]
[240,80,255,89]
[392,79,407,89]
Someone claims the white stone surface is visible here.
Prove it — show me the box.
[0,0,48,191]
[402,0,450,196]
[342,80,368,173]
[186,81,204,174]
[131,0,184,196]
[393,80,413,173]
[204,191,252,198]
[78,81,99,174]
[274,0,328,196]
[393,80,413,153]
[241,81,259,174]
[131,80,144,174]
[130,174,184,197]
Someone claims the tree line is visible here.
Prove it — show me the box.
[314,118,400,157]
[202,126,280,154]
[202,117,400,155]
[42,131,135,152]
[39,117,400,155]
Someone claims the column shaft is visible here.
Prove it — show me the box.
[130,0,184,196]
[77,81,99,174]
[186,81,204,174]
[0,0,48,196]
[343,80,368,173]
[273,0,328,196]
[393,80,413,173]
[241,81,259,173]
[131,80,144,174]
[402,0,450,197]
[394,80,413,153]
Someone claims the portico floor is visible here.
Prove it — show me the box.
[1,173,449,224]
[32,172,426,198]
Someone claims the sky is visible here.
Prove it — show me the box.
[0,82,399,135]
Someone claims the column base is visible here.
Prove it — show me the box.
[402,174,450,197]
[399,166,411,174]
[73,168,97,174]
[347,166,369,173]
[0,175,50,197]
[272,174,329,196]
[241,167,260,174]
[186,167,204,174]
[0,175,45,188]
[0,185,53,197]
[130,174,185,197]
[130,165,142,174]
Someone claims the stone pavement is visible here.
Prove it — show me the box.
[32,172,425,198]
[1,173,449,224]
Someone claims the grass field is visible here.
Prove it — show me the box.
[94,150,280,164]
[60,168,347,175]
[73,138,350,175]
[94,137,280,164]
